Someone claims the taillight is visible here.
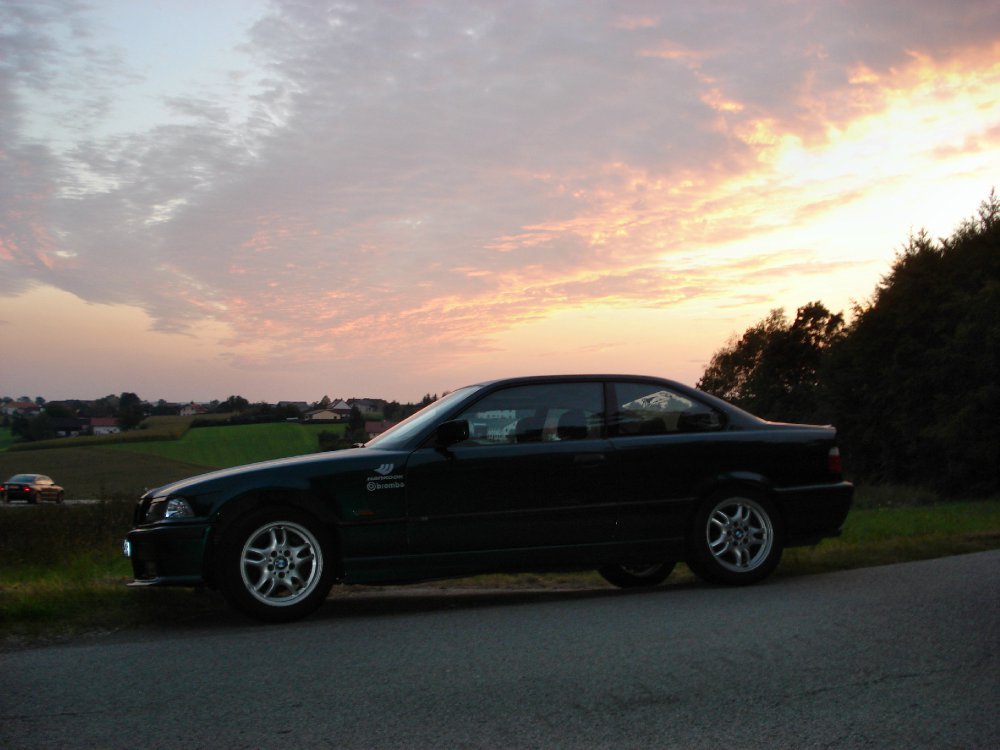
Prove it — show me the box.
[828,447,842,475]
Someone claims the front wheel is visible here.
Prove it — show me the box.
[685,491,783,586]
[599,561,676,588]
[216,506,335,623]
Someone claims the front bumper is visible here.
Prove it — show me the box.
[124,520,212,586]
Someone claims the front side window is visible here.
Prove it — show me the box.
[610,382,724,436]
[454,382,604,446]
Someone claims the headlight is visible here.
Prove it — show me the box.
[164,498,194,518]
[145,496,195,522]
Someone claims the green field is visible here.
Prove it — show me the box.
[109,421,343,468]
[0,422,346,499]
[0,427,16,452]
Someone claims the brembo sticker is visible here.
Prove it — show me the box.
[366,463,404,491]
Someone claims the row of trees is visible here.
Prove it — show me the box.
[698,192,999,495]
[7,388,439,445]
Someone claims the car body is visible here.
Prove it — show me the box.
[124,374,853,621]
[3,474,65,504]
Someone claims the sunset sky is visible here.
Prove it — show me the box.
[2,0,998,404]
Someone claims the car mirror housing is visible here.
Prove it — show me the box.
[435,419,470,449]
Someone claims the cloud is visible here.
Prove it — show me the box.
[2,0,999,379]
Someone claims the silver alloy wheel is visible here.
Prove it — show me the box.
[240,520,324,607]
[705,496,774,573]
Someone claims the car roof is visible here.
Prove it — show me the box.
[463,374,763,426]
[470,373,689,388]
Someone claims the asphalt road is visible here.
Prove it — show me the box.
[2,550,998,749]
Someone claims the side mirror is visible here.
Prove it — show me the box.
[435,419,470,449]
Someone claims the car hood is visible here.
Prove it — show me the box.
[144,446,405,499]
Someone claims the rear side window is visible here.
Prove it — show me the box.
[610,382,724,436]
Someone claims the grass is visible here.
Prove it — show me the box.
[778,500,1000,576]
[0,421,346,498]
[0,447,213,499]
[0,426,16,451]
[2,488,999,647]
[110,421,344,468]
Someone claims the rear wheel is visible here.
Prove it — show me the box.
[686,490,783,585]
[216,506,334,623]
[599,561,675,588]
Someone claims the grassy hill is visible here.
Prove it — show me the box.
[109,422,342,468]
[0,422,346,499]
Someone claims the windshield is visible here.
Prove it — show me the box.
[366,386,481,450]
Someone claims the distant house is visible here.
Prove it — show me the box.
[351,398,386,416]
[329,400,352,419]
[90,417,121,436]
[180,403,209,416]
[365,420,398,439]
[2,400,39,417]
[304,409,341,422]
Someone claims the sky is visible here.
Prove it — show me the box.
[1,0,998,404]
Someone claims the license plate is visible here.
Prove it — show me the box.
[122,539,132,557]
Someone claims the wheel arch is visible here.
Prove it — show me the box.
[686,472,782,531]
[203,488,342,586]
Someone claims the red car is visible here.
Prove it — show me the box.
[3,474,64,504]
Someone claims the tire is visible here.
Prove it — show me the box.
[56,492,64,504]
[216,506,335,623]
[28,491,39,505]
[685,490,783,586]
[599,561,676,588]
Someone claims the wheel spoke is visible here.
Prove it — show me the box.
[254,574,276,596]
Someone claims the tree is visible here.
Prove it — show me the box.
[43,402,75,419]
[11,412,56,441]
[218,395,250,414]
[701,191,1000,495]
[826,192,1000,494]
[274,402,302,421]
[151,399,180,416]
[118,391,146,430]
[91,395,119,417]
[697,302,844,422]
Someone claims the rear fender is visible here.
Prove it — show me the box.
[687,472,778,527]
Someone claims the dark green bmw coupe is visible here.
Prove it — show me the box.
[124,375,853,622]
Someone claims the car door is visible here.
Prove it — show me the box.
[404,381,616,560]
[607,380,729,544]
